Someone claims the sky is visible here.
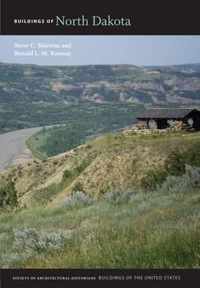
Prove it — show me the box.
[0,36,200,66]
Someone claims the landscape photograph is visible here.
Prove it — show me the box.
[0,36,200,268]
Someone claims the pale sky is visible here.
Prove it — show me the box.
[0,36,200,66]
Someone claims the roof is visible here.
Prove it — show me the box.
[137,108,199,119]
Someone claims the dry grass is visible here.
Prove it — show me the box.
[1,131,200,208]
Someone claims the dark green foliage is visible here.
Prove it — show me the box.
[62,169,72,180]
[166,150,186,176]
[72,182,84,193]
[74,159,91,174]
[166,142,200,176]
[27,103,143,157]
[141,169,168,190]
[0,180,18,208]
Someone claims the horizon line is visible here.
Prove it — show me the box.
[0,61,200,67]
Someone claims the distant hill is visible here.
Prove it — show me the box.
[1,62,200,106]
[1,62,200,134]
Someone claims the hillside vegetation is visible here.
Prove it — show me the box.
[1,129,200,207]
[0,130,200,268]
[1,62,200,133]
[1,63,200,106]
[26,103,143,158]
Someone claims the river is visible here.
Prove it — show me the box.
[0,127,42,171]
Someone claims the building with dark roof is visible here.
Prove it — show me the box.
[137,108,200,130]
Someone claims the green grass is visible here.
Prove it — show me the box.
[0,186,200,268]
[26,128,49,160]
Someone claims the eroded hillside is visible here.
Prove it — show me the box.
[1,130,200,268]
[1,130,200,209]
[1,63,200,106]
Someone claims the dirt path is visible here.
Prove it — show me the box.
[0,127,42,171]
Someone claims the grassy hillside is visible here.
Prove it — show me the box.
[1,130,200,268]
[0,187,200,268]
[2,129,200,207]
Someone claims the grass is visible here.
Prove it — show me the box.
[26,131,48,160]
[0,184,200,268]
[1,130,200,268]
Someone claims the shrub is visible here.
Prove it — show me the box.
[165,150,186,176]
[75,159,90,174]
[72,181,84,192]
[62,169,72,180]
[185,164,200,187]
[0,228,74,267]
[31,184,63,205]
[53,160,59,165]
[13,228,66,254]
[140,169,167,190]
[166,143,200,176]
[63,191,93,209]
[158,165,200,194]
[104,191,135,205]
[0,180,18,208]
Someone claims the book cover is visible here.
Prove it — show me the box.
[0,1,200,287]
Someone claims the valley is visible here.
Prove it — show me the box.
[1,62,200,134]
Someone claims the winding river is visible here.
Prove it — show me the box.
[0,127,42,171]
